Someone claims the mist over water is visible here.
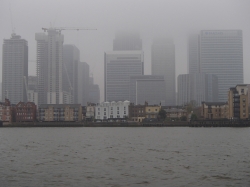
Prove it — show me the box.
[1,127,250,186]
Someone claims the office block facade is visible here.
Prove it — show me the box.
[188,34,200,74]
[151,38,175,105]
[88,77,100,104]
[129,75,166,105]
[104,51,144,102]
[200,30,243,102]
[63,45,80,104]
[177,73,218,106]
[2,33,28,104]
[78,62,89,106]
[113,31,142,51]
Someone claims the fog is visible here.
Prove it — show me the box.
[1,0,250,102]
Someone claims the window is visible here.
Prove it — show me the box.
[241,89,244,94]
[111,107,113,110]
[98,108,100,111]
[155,109,158,112]
[104,112,106,115]
[104,108,106,111]
[117,107,119,110]
[124,111,126,114]
[117,111,119,114]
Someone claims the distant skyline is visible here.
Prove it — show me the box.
[1,0,250,102]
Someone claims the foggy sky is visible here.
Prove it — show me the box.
[1,0,250,102]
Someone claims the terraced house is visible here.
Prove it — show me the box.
[38,104,82,122]
[14,102,37,122]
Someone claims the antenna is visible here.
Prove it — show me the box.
[9,1,15,34]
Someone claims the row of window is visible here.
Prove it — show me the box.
[98,106,127,111]
[98,111,127,116]
[96,115,127,119]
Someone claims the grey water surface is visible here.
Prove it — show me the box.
[0,127,250,187]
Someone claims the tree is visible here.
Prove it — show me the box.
[186,100,197,114]
[158,109,166,120]
[191,113,197,121]
[180,116,187,121]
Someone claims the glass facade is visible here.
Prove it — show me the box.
[104,51,144,102]
[200,30,243,102]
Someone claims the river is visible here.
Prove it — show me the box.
[0,127,250,186]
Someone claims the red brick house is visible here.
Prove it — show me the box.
[0,99,12,122]
[14,102,37,122]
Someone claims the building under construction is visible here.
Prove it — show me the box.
[36,28,70,104]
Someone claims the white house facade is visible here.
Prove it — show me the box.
[95,100,130,120]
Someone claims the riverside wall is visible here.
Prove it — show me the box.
[1,120,250,127]
[1,121,189,127]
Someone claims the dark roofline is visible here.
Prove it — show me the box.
[39,104,81,108]
[202,102,227,106]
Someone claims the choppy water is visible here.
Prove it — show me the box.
[0,127,250,187]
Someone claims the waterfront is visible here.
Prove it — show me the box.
[0,127,250,186]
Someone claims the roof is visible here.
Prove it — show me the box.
[164,108,187,113]
[202,102,227,106]
[39,104,81,108]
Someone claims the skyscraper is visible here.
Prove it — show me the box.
[199,30,243,102]
[27,76,38,106]
[63,44,80,104]
[151,38,175,106]
[104,51,144,102]
[2,33,28,104]
[78,62,89,106]
[188,34,200,74]
[129,75,166,105]
[88,77,100,104]
[177,73,218,106]
[113,31,142,51]
[36,29,64,104]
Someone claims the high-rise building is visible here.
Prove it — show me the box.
[199,30,243,102]
[177,74,190,106]
[113,31,142,51]
[2,33,28,104]
[129,75,166,105]
[177,73,218,106]
[78,62,89,106]
[63,44,80,104]
[188,34,200,74]
[104,51,144,102]
[151,38,175,105]
[27,76,38,106]
[35,33,48,105]
[36,29,64,104]
[88,77,100,104]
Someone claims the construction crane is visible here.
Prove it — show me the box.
[42,27,97,34]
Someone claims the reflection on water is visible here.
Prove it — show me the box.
[0,127,250,187]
